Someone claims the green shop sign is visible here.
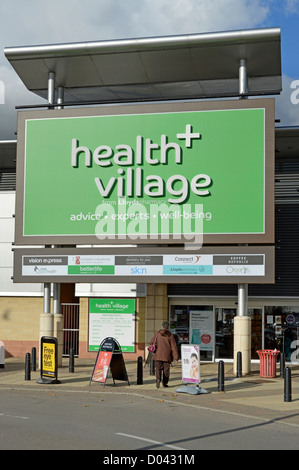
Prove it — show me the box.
[15,99,274,245]
[89,298,136,352]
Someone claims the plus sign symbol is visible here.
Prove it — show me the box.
[176,124,201,148]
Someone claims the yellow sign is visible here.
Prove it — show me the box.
[42,342,56,377]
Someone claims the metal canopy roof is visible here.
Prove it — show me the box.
[4,28,281,104]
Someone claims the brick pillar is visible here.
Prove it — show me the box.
[234,316,251,375]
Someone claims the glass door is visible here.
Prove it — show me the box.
[169,304,213,361]
[215,308,236,359]
[264,306,299,362]
[215,307,263,360]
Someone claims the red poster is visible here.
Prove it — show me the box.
[92,351,112,382]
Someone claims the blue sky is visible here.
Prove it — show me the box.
[0,0,298,139]
[261,1,299,78]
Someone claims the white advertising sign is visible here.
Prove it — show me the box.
[181,344,200,384]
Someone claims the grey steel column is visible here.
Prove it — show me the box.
[239,59,248,97]
[48,72,55,105]
[53,283,61,314]
[44,72,55,318]
[54,83,64,315]
[237,283,248,316]
[43,282,51,313]
[57,86,64,109]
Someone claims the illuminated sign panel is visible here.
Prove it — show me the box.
[15,99,274,245]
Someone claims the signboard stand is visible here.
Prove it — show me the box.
[37,336,61,384]
[176,344,208,395]
[89,337,130,387]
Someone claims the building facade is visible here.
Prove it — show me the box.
[1,28,298,369]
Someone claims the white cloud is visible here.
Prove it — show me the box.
[275,74,299,126]
[284,0,299,13]
[0,0,296,139]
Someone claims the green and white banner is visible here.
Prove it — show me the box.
[13,247,275,284]
[89,298,135,352]
[15,100,274,244]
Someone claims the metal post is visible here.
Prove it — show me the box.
[137,356,143,384]
[25,353,31,381]
[237,351,242,377]
[239,59,248,97]
[237,284,248,316]
[218,360,224,392]
[280,352,285,378]
[48,71,55,105]
[69,348,74,373]
[284,367,292,402]
[31,347,36,371]
[53,283,61,314]
[57,86,64,109]
[43,282,51,314]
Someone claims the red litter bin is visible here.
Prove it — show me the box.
[257,350,280,378]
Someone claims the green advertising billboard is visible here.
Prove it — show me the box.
[15,99,274,245]
[89,298,135,352]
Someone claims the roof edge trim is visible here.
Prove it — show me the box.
[4,27,281,60]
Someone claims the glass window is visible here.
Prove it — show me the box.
[264,306,299,361]
[170,305,213,361]
[215,308,262,360]
[215,308,236,359]
[170,305,189,357]
[249,308,262,359]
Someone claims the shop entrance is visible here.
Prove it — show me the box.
[170,302,263,362]
[264,306,299,362]
[170,305,213,361]
[215,307,262,360]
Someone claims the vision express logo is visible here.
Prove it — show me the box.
[24,257,68,265]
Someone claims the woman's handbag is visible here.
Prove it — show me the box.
[148,332,159,353]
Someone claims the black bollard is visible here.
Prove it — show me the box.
[218,360,224,392]
[137,356,143,385]
[150,352,155,376]
[69,348,74,373]
[237,351,242,378]
[25,353,31,381]
[31,347,36,371]
[280,352,285,378]
[284,366,292,402]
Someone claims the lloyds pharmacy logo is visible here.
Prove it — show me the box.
[0,80,5,104]
[290,80,299,104]
[93,200,210,250]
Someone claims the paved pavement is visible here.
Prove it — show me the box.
[1,357,299,428]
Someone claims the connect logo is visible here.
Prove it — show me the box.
[174,256,201,264]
